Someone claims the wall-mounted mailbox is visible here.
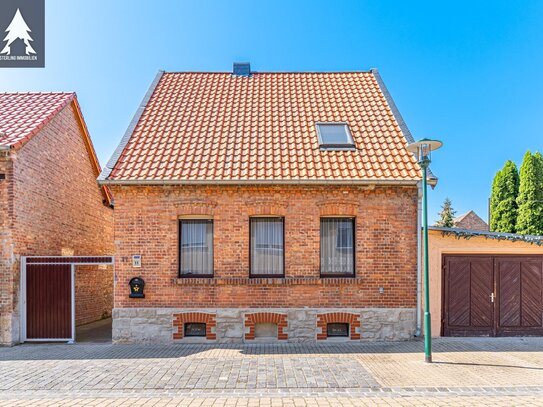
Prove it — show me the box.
[129,277,145,298]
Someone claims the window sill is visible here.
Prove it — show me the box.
[174,277,365,286]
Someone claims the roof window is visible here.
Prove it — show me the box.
[316,123,355,149]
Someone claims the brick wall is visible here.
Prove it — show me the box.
[454,212,488,231]
[0,102,114,344]
[111,184,417,310]
[0,156,15,344]
[75,265,114,326]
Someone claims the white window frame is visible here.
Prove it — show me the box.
[316,122,355,150]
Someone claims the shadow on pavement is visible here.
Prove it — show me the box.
[76,318,112,344]
[1,337,543,361]
[433,360,543,371]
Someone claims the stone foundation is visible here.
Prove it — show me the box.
[112,308,415,344]
[0,313,19,346]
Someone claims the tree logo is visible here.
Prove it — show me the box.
[1,9,36,56]
[0,0,44,68]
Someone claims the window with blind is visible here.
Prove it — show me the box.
[250,217,284,277]
[179,219,213,277]
[320,218,355,276]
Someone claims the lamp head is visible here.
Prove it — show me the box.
[406,138,443,165]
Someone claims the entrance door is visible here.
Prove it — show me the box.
[443,255,543,337]
[496,257,543,336]
[25,264,73,340]
[443,256,494,336]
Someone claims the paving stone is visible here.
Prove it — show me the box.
[0,337,542,405]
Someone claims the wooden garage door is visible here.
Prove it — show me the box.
[443,255,543,337]
[26,264,72,340]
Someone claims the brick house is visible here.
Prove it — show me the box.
[452,210,488,231]
[99,64,423,343]
[0,93,113,345]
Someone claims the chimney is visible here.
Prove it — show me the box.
[233,62,251,76]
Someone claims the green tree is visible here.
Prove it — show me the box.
[516,151,543,235]
[490,160,519,233]
[435,198,456,228]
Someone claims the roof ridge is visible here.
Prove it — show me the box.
[0,91,75,95]
[162,70,374,74]
[453,211,471,221]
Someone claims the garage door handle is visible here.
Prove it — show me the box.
[490,293,495,303]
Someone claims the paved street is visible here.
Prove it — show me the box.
[1,338,543,406]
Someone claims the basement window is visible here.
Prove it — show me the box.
[255,323,278,339]
[184,323,206,337]
[316,123,355,150]
[327,323,349,337]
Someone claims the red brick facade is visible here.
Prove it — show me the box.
[244,312,288,340]
[316,312,361,340]
[110,184,418,310]
[0,102,114,345]
[453,211,489,231]
[172,312,216,340]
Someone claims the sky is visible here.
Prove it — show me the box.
[1,0,542,223]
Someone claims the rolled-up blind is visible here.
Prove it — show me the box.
[320,218,354,275]
[179,220,213,276]
[250,218,284,276]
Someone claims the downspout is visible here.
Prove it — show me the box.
[415,180,422,337]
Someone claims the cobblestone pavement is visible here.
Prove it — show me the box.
[0,337,542,406]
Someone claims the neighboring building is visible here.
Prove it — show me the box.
[428,227,543,337]
[452,210,488,231]
[0,93,113,345]
[99,64,423,343]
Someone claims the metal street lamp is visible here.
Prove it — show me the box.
[406,138,443,363]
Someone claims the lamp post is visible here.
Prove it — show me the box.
[407,138,443,363]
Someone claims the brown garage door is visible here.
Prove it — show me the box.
[26,264,72,340]
[443,255,543,337]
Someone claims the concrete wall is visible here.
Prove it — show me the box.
[427,229,543,337]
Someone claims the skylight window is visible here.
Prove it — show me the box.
[316,123,355,149]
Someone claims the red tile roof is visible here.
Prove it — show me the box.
[101,70,421,184]
[0,92,112,205]
[0,92,75,148]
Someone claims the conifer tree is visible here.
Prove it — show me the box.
[0,9,35,55]
[435,198,456,228]
[516,151,543,235]
[489,160,519,233]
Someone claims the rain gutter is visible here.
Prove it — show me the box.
[97,178,421,186]
[415,181,422,336]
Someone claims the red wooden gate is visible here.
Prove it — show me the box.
[496,257,543,336]
[21,256,114,342]
[26,264,72,340]
[443,255,543,337]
